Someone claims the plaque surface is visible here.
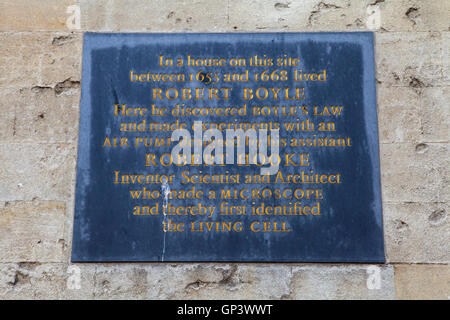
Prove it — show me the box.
[72,32,384,262]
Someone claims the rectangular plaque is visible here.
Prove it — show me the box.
[72,32,384,262]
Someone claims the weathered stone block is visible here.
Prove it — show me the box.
[444,32,449,85]
[377,86,422,143]
[0,143,76,202]
[0,201,66,263]
[92,265,151,299]
[146,264,226,299]
[0,32,81,88]
[419,87,450,142]
[395,264,450,299]
[289,265,395,299]
[378,0,450,32]
[0,263,66,299]
[228,0,449,32]
[376,32,444,87]
[0,0,76,31]
[146,264,291,299]
[301,0,368,31]
[377,86,450,143]
[384,202,449,263]
[380,143,449,202]
[80,0,229,32]
[228,0,377,32]
[228,0,315,31]
[0,87,80,143]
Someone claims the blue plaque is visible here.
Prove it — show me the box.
[72,32,384,262]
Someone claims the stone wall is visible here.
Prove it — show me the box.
[0,0,448,299]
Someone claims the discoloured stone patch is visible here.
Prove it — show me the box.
[0,201,66,262]
[79,0,229,32]
[0,87,80,143]
[0,0,76,31]
[147,264,291,299]
[0,32,81,88]
[395,265,450,300]
[377,86,449,143]
[289,265,395,299]
[0,144,77,202]
[380,143,449,203]
[376,32,444,87]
